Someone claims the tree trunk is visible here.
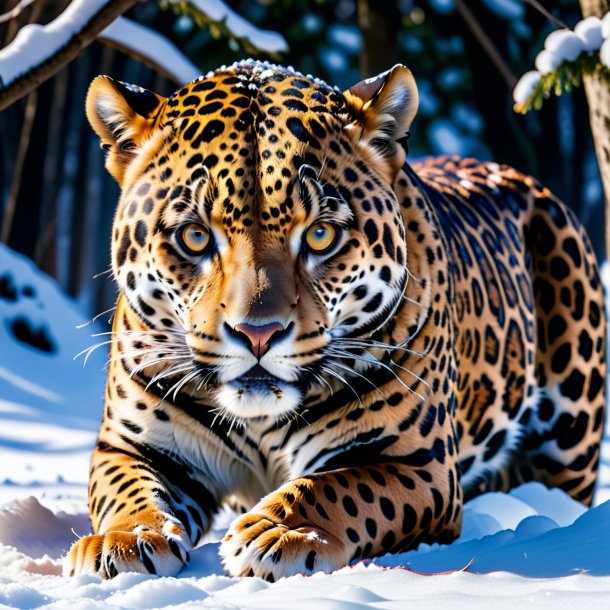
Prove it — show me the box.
[579,0,610,259]
[357,0,400,78]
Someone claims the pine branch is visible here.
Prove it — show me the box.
[515,52,610,114]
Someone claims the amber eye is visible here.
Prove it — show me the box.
[177,223,211,256]
[304,222,339,254]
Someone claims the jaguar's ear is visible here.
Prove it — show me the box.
[86,76,167,184]
[343,64,418,182]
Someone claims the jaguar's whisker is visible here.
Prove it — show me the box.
[320,364,365,408]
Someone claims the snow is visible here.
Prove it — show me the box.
[100,18,200,85]
[534,49,561,75]
[0,243,103,510]
[0,0,111,88]
[544,30,585,62]
[514,11,610,106]
[574,16,604,52]
[374,488,610,577]
[1,245,610,607]
[172,0,288,54]
[512,70,541,104]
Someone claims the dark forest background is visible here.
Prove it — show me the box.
[0,0,603,317]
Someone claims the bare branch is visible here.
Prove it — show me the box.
[455,0,517,89]
[523,0,569,30]
[0,0,37,25]
[0,0,140,111]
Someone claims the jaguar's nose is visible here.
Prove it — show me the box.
[232,322,286,359]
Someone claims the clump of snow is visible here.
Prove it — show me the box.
[544,29,585,62]
[534,49,561,74]
[512,70,541,104]
[575,16,604,52]
[100,18,200,85]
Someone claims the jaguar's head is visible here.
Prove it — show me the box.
[87,60,418,420]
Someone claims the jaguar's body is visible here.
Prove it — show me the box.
[65,61,606,580]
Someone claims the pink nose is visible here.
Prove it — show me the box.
[234,322,285,358]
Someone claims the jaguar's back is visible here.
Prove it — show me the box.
[410,156,605,503]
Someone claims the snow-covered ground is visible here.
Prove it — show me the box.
[1,243,610,609]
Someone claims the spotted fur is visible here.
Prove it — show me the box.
[64,61,606,581]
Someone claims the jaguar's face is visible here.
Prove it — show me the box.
[88,61,418,420]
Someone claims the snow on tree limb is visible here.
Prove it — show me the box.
[164,0,288,55]
[0,0,140,111]
[99,17,200,85]
[0,0,286,110]
[513,13,610,113]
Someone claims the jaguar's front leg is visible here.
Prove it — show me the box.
[220,460,462,580]
[64,443,215,578]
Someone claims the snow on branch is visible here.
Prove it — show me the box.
[99,17,200,85]
[514,14,610,113]
[163,0,288,56]
[0,0,139,111]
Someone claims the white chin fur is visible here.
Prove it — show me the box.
[213,381,302,419]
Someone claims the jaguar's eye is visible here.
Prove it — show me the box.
[304,222,340,254]
[177,223,211,256]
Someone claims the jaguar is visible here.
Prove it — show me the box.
[64,60,606,581]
